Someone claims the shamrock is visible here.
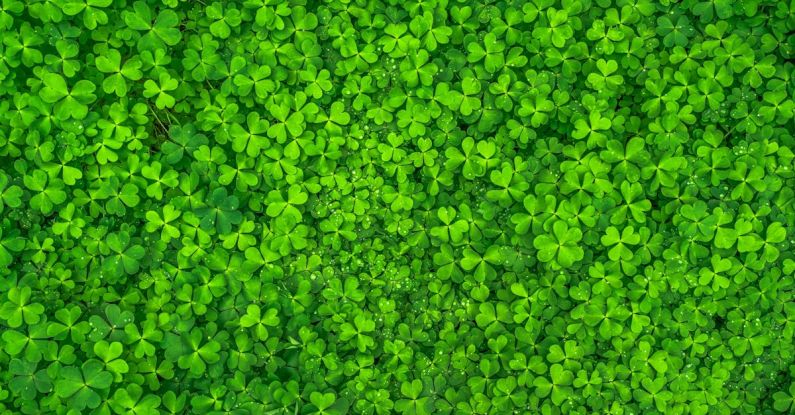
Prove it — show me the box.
[175,329,221,376]
[774,383,795,412]
[445,137,486,179]
[145,205,182,242]
[269,215,309,256]
[587,59,623,92]
[23,170,66,214]
[93,340,130,379]
[395,380,433,415]
[110,384,161,415]
[308,391,347,415]
[487,164,530,207]
[45,308,88,345]
[196,187,243,234]
[467,32,505,73]
[95,49,143,96]
[320,211,357,250]
[518,88,554,127]
[206,2,242,39]
[61,0,112,29]
[267,101,305,143]
[0,0,794,414]
[572,111,612,147]
[142,161,179,200]
[533,220,584,268]
[0,287,45,328]
[655,17,690,47]
[430,206,469,244]
[533,8,573,48]
[611,181,652,224]
[339,314,376,352]
[265,185,308,221]
[38,73,96,119]
[601,226,640,273]
[9,359,51,400]
[104,231,145,275]
[143,72,179,109]
[301,65,333,99]
[44,39,80,77]
[0,174,22,214]
[396,103,430,138]
[122,1,181,49]
[533,364,574,405]
[239,304,280,340]
[55,361,113,411]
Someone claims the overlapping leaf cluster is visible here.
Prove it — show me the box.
[0,0,795,413]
